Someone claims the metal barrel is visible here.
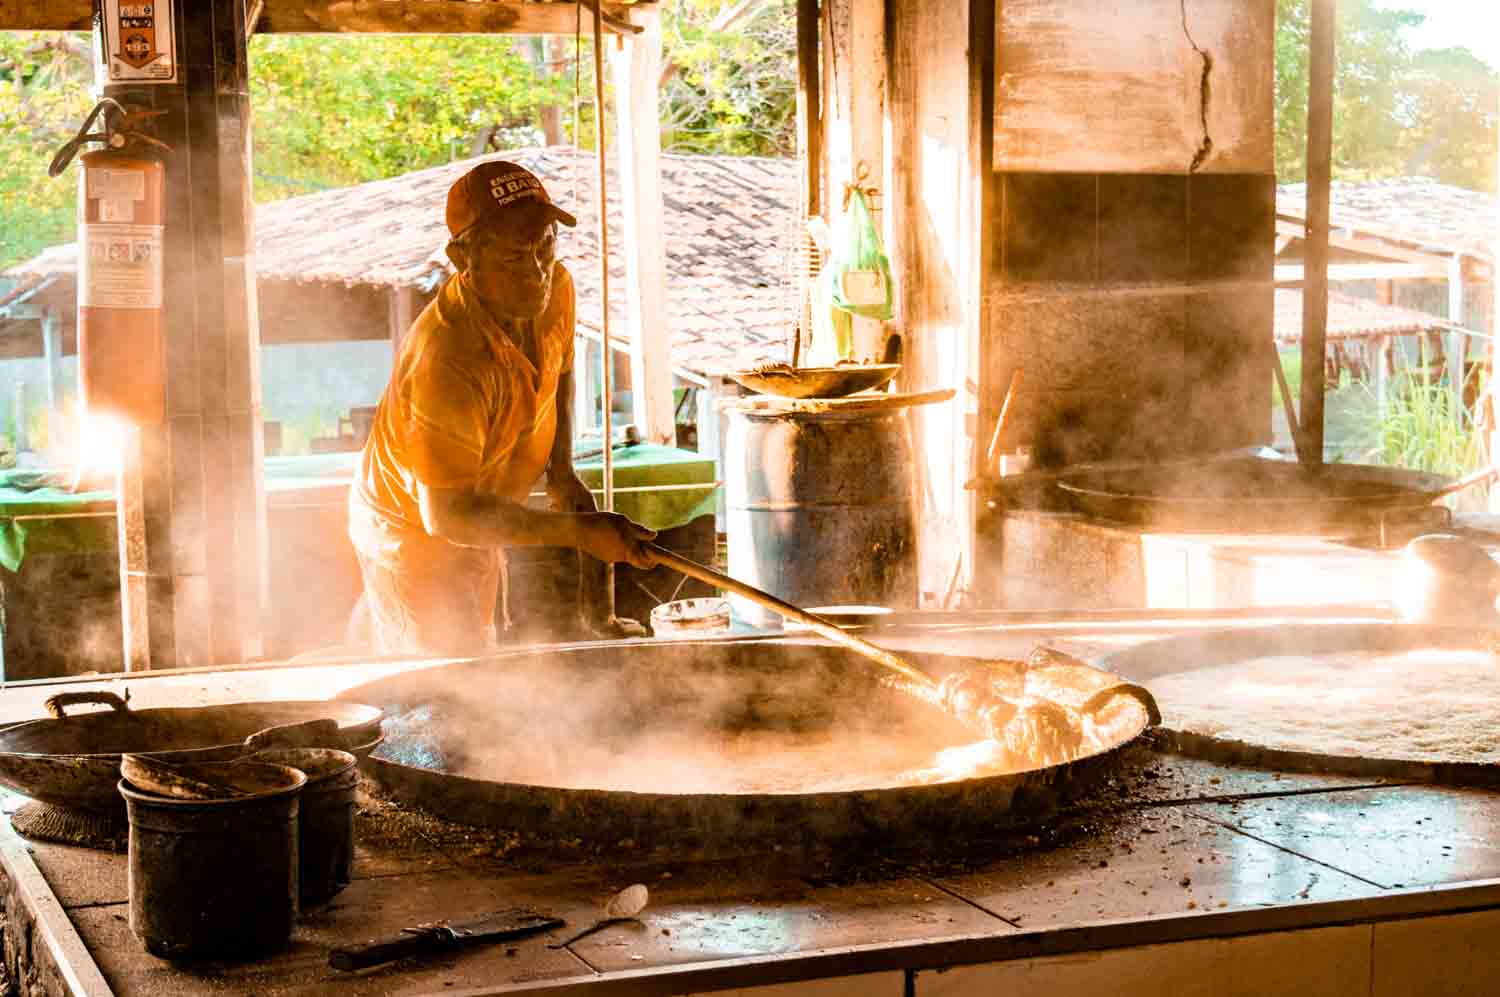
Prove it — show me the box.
[121,769,304,961]
[248,748,358,906]
[724,407,916,625]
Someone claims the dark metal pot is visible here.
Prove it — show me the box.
[0,690,381,814]
[122,764,306,961]
[1056,455,1450,535]
[249,747,358,906]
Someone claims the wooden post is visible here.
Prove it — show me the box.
[1299,0,1336,465]
[387,286,415,361]
[797,0,823,221]
[573,336,597,434]
[819,0,886,364]
[1447,253,1466,413]
[609,5,676,446]
[40,306,63,414]
[9,382,24,454]
[117,426,151,671]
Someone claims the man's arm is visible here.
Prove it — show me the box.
[545,368,596,512]
[416,482,655,569]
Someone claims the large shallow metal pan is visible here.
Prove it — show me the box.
[339,638,1154,850]
[729,364,901,400]
[1056,455,1450,535]
[0,691,384,813]
[1101,623,1500,786]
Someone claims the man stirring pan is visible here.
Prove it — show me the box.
[348,161,658,655]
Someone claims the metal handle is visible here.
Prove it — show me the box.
[1079,682,1162,727]
[45,690,129,720]
[648,545,939,692]
[242,718,341,754]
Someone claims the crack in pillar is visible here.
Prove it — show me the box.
[1180,0,1215,173]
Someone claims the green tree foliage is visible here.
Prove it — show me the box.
[0,32,92,269]
[0,2,798,270]
[1275,0,1498,190]
[660,0,796,156]
[248,33,583,201]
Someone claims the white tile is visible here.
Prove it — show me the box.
[1374,909,1500,997]
[1220,925,1372,997]
[693,971,905,997]
[918,926,1371,997]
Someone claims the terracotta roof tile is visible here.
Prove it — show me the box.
[1274,287,1448,343]
[1277,178,1497,262]
[4,147,800,377]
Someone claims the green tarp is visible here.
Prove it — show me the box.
[0,444,717,572]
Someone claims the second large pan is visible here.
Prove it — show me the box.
[0,691,383,813]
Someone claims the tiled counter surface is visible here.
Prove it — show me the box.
[1,618,1497,996]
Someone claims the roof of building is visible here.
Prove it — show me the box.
[1273,287,1450,344]
[2,148,800,377]
[1276,177,1498,263]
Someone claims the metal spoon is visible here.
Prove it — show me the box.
[548,884,649,949]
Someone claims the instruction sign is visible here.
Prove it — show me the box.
[79,224,165,309]
[101,0,178,84]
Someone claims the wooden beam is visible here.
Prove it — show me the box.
[608,4,675,446]
[0,0,91,31]
[0,323,43,361]
[1274,262,1449,284]
[1299,0,1335,465]
[259,0,639,34]
[1274,217,1455,267]
[3,0,644,34]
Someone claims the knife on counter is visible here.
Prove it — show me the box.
[329,907,564,971]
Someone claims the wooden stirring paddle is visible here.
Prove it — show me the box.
[648,544,1158,767]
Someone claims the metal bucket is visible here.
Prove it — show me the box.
[724,408,916,625]
[250,748,358,906]
[121,764,305,961]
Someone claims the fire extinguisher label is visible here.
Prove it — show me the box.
[102,0,178,84]
[79,223,165,310]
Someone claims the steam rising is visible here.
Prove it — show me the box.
[366,642,1142,795]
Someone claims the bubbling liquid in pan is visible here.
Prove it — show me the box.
[1149,649,1500,764]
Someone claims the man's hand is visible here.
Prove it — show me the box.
[576,512,658,570]
[546,471,596,514]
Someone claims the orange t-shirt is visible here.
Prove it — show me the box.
[349,263,575,560]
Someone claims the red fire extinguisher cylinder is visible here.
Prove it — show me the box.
[77,149,167,427]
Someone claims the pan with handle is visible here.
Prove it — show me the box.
[0,691,383,814]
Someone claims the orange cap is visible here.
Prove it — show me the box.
[446,160,577,237]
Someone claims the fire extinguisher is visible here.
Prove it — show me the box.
[49,99,168,427]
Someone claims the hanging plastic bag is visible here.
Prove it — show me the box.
[825,171,894,346]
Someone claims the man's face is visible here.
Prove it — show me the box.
[454,204,558,319]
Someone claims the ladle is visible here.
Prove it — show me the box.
[547,884,649,949]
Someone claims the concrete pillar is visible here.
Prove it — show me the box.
[101,0,266,667]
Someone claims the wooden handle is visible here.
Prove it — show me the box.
[1426,461,1500,503]
[45,690,129,719]
[329,929,449,972]
[648,545,938,691]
